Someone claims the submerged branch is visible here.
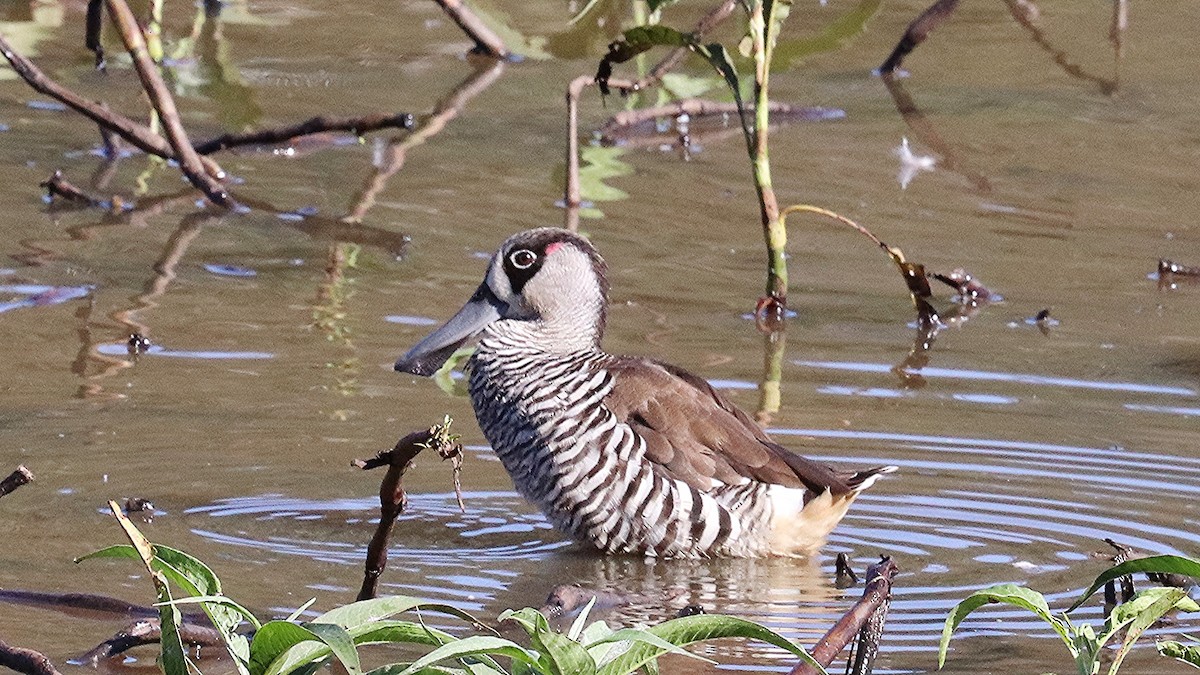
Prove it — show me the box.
[0,33,225,179]
[0,640,63,675]
[76,618,225,666]
[564,0,738,220]
[0,465,34,499]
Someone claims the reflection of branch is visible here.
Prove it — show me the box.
[343,60,505,223]
[432,0,510,58]
[104,0,233,206]
[881,74,992,194]
[878,0,960,74]
[1001,0,1117,94]
[564,0,739,222]
[599,99,838,144]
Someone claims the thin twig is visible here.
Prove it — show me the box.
[40,170,104,207]
[104,0,233,207]
[789,556,899,674]
[0,465,34,499]
[0,639,63,675]
[431,0,510,58]
[0,33,225,179]
[194,113,415,155]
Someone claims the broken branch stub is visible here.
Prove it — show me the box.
[0,465,34,499]
[353,419,464,601]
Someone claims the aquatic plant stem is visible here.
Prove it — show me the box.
[751,1,787,308]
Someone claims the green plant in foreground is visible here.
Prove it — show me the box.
[939,554,1200,674]
[81,501,826,675]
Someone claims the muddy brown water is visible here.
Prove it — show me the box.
[1,1,1198,673]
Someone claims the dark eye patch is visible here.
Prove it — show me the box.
[503,246,545,293]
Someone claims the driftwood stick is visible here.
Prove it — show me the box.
[431,0,510,58]
[353,430,435,601]
[563,0,737,215]
[194,113,415,155]
[104,0,233,207]
[789,556,899,675]
[0,465,34,499]
[75,618,225,666]
[0,33,224,179]
[878,0,960,74]
[0,640,63,675]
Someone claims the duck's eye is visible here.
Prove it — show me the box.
[509,249,537,269]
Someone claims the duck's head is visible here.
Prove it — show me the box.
[394,228,609,376]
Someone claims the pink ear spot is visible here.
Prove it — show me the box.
[545,242,565,255]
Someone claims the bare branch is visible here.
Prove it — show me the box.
[195,113,414,155]
[103,0,233,207]
[431,0,510,58]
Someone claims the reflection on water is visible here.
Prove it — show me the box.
[183,419,1200,657]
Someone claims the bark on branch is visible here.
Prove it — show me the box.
[432,0,511,58]
[789,556,899,675]
[103,0,233,207]
[0,640,63,675]
[194,113,415,155]
[353,425,463,601]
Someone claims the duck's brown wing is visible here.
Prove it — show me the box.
[603,357,855,496]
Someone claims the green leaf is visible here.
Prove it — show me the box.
[313,596,485,631]
[305,623,361,675]
[568,597,598,641]
[594,614,819,675]
[1068,555,1200,612]
[1107,588,1189,675]
[499,608,596,675]
[938,584,1073,669]
[367,636,542,675]
[261,600,488,675]
[105,503,192,675]
[1159,640,1200,669]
